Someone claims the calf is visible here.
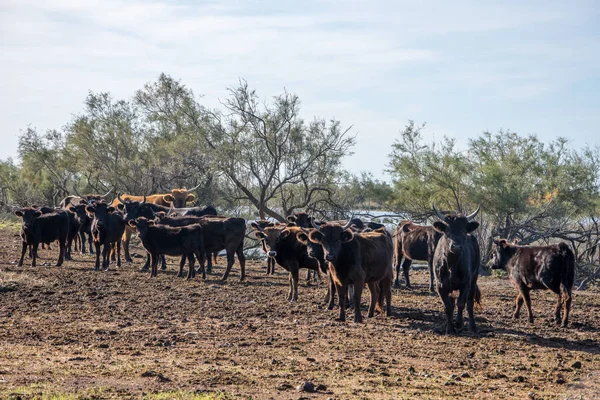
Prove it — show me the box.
[490,239,574,327]
[253,224,321,301]
[394,221,441,291]
[86,201,126,271]
[250,220,280,275]
[128,217,205,279]
[432,204,482,334]
[15,207,69,267]
[155,214,247,281]
[307,220,393,323]
[66,199,94,254]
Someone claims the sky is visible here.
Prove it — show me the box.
[1,0,599,181]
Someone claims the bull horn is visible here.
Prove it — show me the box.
[159,182,168,192]
[432,203,446,220]
[341,217,354,231]
[117,192,125,204]
[310,213,321,231]
[466,204,481,221]
[187,182,202,192]
[101,188,113,198]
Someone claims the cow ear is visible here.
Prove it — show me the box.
[280,230,291,239]
[296,231,309,244]
[148,220,155,226]
[254,231,266,240]
[117,203,124,211]
[433,221,447,233]
[127,220,137,228]
[341,229,354,243]
[308,230,323,244]
[498,239,509,248]
[79,199,87,205]
[466,221,479,233]
[107,206,116,213]
[250,222,259,230]
[186,194,196,202]
[86,205,95,213]
[34,210,42,216]
[163,194,174,203]
[287,216,296,223]
[402,224,411,233]
[155,211,166,218]
[14,210,23,217]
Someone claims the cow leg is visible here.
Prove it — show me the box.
[140,253,150,271]
[347,284,355,309]
[438,286,455,334]
[150,253,159,278]
[65,237,72,261]
[102,243,110,271]
[520,287,534,323]
[380,276,393,317]
[326,272,336,310]
[336,283,347,322]
[18,241,27,267]
[561,288,572,327]
[123,228,133,263]
[269,257,275,274]
[32,243,39,268]
[57,238,66,267]
[291,269,299,302]
[352,280,364,323]
[367,281,379,318]
[554,294,562,324]
[88,233,94,254]
[187,253,197,280]
[427,256,436,293]
[236,242,246,281]
[213,252,218,266]
[455,285,470,331]
[178,255,186,278]
[94,242,101,270]
[116,239,122,268]
[394,253,403,288]
[195,251,206,279]
[221,250,235,281]
[513,293,524,319]
[402,258,412,289]
[160,255,167,270]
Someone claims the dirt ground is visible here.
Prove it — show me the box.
[1,225,599,400]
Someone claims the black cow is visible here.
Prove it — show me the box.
[65,199,94,254]
[253,224,321,301]
[432,204,481,334]
[250,220,281,275]
[490,239,575,327]
[154,214,247,281]
[86,201,126,271]
[393,221,442,291]
[128,217,205,279]
[307,220,393,323]
[15,207,70,267]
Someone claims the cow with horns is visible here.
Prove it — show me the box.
[110,184,202,262]
[431,204,482,334]
[307,218,394,323]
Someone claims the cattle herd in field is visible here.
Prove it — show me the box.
[12,187,575,334]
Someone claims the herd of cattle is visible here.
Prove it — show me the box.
[12,187,575,334]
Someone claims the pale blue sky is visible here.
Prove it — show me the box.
[1,0,598,180]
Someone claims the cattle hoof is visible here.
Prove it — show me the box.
[139,266,150,272]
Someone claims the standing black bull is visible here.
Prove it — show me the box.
[394,221,441,291]
[65,199,94,254]
[15,207,70,267]
[307,220,393,323]
[490,239,575,327]
[86,201,126,271]
[253,223,322,302]
[432,204,482,334]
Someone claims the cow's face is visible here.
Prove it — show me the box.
[490,239,512,269]
[433,215,479,255]
[163,189,195,208]
[68,201,89,224]
[86,202,116,229]
[253,225,290,258]
[307,224,354,263]
[288,212,312,228]
[120,200,155,222]
[296,229,323,260]
[128,217,154,236]
[14,208,42,232]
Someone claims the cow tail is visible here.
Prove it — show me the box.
[474,284,484,312]
[560,243,575,295]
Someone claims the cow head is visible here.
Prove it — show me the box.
[162,184,201,208]
[127,217,155,237]
[287,212,313,228]
[432,204,480,255]
[67,198,90,224]
[86,201,117,230]
[14,207,43,233]
[117,193,152,221]
[489,238,515,270]
[252,222,291,258]
[307,219,354,263]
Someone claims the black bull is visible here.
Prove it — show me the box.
[491,239,575,327]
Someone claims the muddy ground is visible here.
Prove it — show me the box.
[0,225,599,399]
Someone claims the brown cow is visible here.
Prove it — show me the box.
[110,185,201,262]
[308,220,393,323]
